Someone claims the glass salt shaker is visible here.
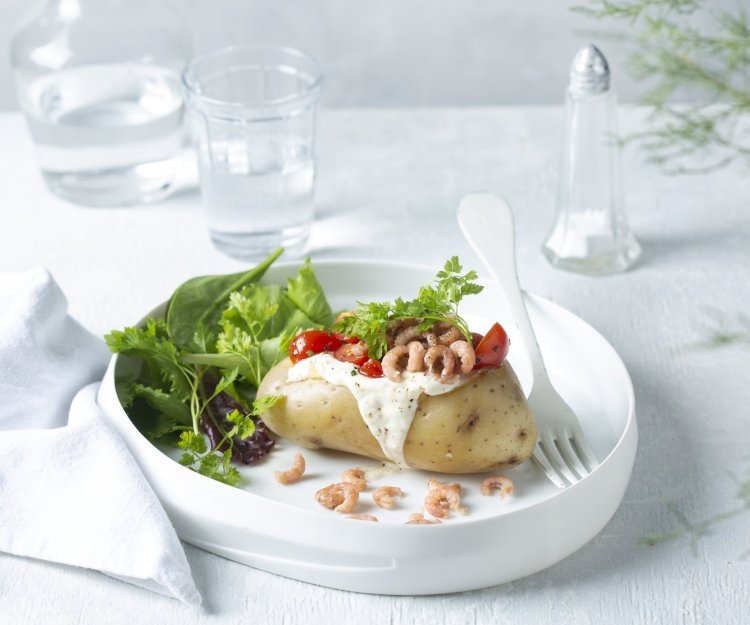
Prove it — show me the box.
[10,0,191,207]
[542,44,641,275]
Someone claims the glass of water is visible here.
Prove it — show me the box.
[10,0,190,207]
[183,45,323,260]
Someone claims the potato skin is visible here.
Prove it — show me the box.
[257,358,536,473]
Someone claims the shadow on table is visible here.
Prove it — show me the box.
[635,224,747,271]
[160,184,200,207]
[309,244,382,260]
[314,201,356,220]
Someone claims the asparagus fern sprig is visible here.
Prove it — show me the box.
[574,0,750,174]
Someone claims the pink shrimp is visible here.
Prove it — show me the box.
[382,345,410,382]
[387,319,418,348]
[449,340,476,374]
[341,468,367,492]
[405,512,441,525]
[480,475,514,498]
[348,514,379,522]
[424,345,456,381]
[394,324,421,346]
[274,453,305,485]
[427,478,461,495]
[437,325,462,346]
[315,482,360,513]
[424,484,467,518]
[372,486,404,510]
[406,340,426,372]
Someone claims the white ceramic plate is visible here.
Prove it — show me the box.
[97,260,637,594]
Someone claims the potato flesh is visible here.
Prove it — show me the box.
[256,357,537,473]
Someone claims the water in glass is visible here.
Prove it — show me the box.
[183,45,322,260]
[199,133,314,259]
[24,63,184,206]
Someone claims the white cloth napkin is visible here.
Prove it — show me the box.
[0,268,201,606]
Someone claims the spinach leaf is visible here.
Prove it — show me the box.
[166,247,283,350]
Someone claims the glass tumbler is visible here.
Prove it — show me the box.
[183,45,323,260]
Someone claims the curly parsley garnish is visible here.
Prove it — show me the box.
[333,257,484,359]
[176,399,279,486]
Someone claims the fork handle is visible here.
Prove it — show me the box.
[457,193,549,391]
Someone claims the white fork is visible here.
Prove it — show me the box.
[458,192,599,488]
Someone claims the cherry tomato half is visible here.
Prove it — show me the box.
[288,330,342,364]
[334,342,369,367]
[359,358,384,378]
[332,332,360,345]
[473,322,510,370]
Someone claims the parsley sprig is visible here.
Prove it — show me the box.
[177,398,279,486]
[105,251,333,487]
[106,319,281,483]
[333,257,484,359]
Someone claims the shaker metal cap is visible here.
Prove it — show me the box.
[570,44,610,95]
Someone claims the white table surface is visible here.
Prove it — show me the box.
[0,107,748,624]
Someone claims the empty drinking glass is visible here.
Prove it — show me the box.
[183,45,323,260]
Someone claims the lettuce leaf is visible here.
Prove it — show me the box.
[286,258,334,326]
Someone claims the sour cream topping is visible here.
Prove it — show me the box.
[286,353,471,466]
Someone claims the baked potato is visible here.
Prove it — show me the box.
[256,357,536,473]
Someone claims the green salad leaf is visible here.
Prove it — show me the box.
[105,249,330,487]
[166,247,283,351]
[105,318,195,403]
[177,430,241,486]
[131,384,191,423]
[285,258,335,326]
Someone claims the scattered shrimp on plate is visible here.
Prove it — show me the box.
[341,468,367,492]
[372,486,404,510]
[424,480,467,518]
[405,512,441,525]
[315,482,360,513]
[274,452,306,485]
[480,475,514,498]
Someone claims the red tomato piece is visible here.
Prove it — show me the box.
[288,330,342,364]
[332,332,360,345]
[359,358,384,378]
[471,332,484,349]
[334,343,369,367]
[473,322,510,369]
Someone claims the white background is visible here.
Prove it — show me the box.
[0,0,668,109]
